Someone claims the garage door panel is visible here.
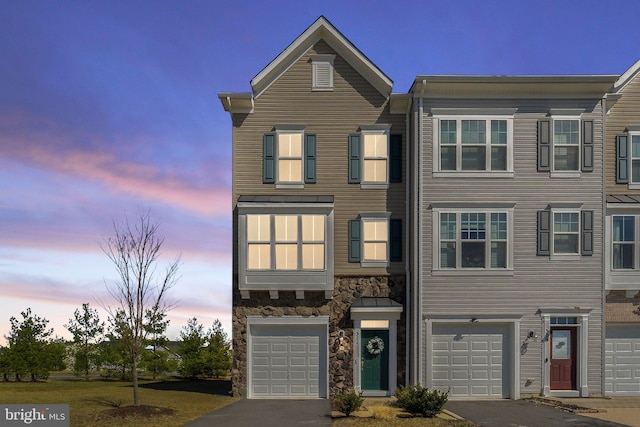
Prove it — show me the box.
[431,323,510,399]
[606,324,640,396]
[250,324,326,398]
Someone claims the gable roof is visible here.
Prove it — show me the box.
[613,58,640,94]
[250,16,392,98]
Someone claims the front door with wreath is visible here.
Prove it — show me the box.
[361,329,389,391]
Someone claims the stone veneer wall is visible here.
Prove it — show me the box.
[231,275,406,398]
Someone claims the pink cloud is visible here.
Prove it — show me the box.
[0,109,231,217]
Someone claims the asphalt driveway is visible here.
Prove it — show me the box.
[446,400,628,427]
[181,399,332,427]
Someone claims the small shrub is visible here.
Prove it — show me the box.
[393,384,448,417]
[333,389,365,417]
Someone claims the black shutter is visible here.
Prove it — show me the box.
[582,210,593,256]
[348,219,361,262]
[537,119,551,172]
[390,218,402,262]
[582,121,593,172]
[348,134,361,183]
[537,210,551,255]
[304,134,316,183]
[263,133,275,183]
[617,135,629,183]
[390,134,402,183]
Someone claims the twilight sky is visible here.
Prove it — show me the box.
[1,0,638,341]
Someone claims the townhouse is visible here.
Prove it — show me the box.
[411,76,615,399]
[220,17,407,399]
[220,16,639,399]
[604,59,640,396]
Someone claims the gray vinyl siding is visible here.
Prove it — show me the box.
[419,98,605,394]
[606,74,640,194]
[232,40,406,277]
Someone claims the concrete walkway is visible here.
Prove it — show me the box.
[181,399,332,427]
[551,397,640,427]
[445,399,627,427]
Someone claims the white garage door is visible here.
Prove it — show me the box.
[432,323,510,398]
[606,324,640,396]
[250,324,326,398]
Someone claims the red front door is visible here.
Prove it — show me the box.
[550,328,577,390]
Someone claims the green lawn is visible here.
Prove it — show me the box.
[0,377,237,426]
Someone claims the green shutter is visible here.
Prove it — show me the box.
[348,134,360,184]
[263,133,275,184]
[348,219,361,262]
[582,210,593,256]
[390,134,402,183]
[617,135,629,183]
[304,134,316,183]
[537,120,551,172]
[390,218,402,262]
[537,210,550,256]
[582,120,593,172]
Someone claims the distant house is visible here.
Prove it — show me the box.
[220,16,639,400]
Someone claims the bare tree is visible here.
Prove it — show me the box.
[101,211,180,406]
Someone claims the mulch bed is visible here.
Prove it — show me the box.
[99,405,176,420]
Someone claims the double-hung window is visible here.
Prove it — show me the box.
[348,125,402,187]
[263,125,316,187]
[537,114,594,176]
[537,207,593,258]
[433,115,513,175]
[434,207,513,271]
[615,128,640,188]
[553,119,580,171]
[553,212,580,254]
[612,215,635,270]
[348,214,402,266]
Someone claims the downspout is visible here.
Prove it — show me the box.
[601,96,607,396]
[405,97,411,386]
[415,79,426,385]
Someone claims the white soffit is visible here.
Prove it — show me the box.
[250,16,392,99]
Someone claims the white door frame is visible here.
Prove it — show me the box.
[540,308,592,397]
[352,307,402,397]
[246,315,329,399]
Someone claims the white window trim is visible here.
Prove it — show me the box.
[550,115,582,178]
[360,212,391,268]
[360,126,390,189]
[550,208,581,260]
[432,206,514,274]
[275,128,305,188]
[626,131,640,189]
[432,115,514,176]
[311,54,335,91]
